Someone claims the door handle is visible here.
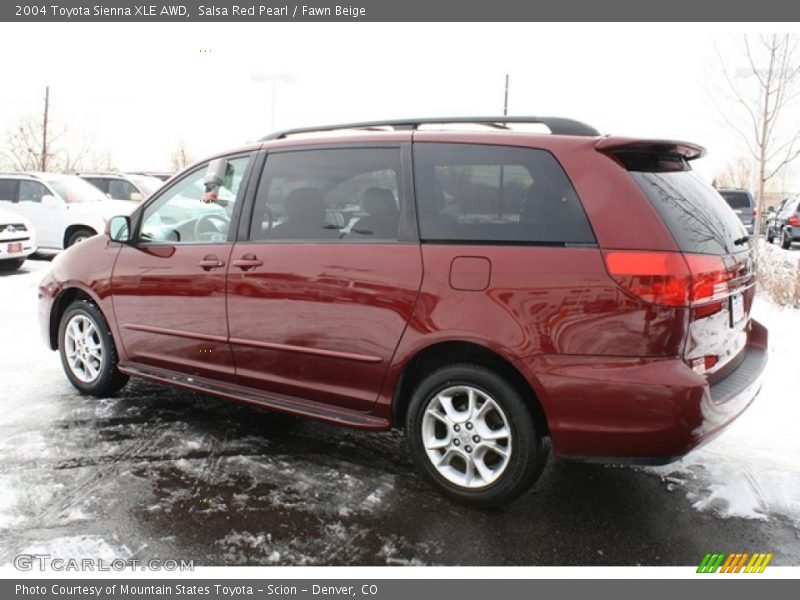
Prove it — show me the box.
[198,255,225,270]
[232,254,263,271]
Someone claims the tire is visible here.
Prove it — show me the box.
[66,228,95,247]
[58,299,129,396]
[766,229,775,243]
[781,229,792,249]
[0,258,24,271]
[405,363,548,508]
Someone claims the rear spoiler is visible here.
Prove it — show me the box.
[595,137,706,161]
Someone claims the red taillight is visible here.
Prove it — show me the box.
[790,215,800,227]
[604,251,731,307]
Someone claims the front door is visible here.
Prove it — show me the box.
[111,154,252,382]
[227,145,422,412]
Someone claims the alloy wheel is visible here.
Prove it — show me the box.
[420,385,512,489]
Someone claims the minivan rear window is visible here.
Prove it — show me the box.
[631,170,750,255]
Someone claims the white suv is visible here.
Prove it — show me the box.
[0,173,136,250]
[0,206,36,270]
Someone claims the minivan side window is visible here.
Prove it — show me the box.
[140,155,250,244]
[414,143,595,244]
[251,147,403,242]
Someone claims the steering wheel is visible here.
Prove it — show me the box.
[193,212,231,242]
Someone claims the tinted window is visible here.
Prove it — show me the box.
[84,178,109,194]
[719,191,752,209]
[413,143,595,244]
[0,180,17,202]
[252,148,402,242]
[631,171,749,255]
[109,179,137,200]
[19,181,48,203]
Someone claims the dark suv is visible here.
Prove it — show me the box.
[766,195,800,249]
[38,117,767,507]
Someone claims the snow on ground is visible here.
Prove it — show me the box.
[644,246,800,525]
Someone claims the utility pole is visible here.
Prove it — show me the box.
[41,85,49,172]
[503,74,509,116]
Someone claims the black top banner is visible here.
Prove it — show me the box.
[3,0,800,22]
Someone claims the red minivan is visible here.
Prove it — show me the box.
[38,117,767,507]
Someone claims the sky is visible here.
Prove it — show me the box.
[0,22,798,184]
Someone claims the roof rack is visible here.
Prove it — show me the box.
[260,116,600,141]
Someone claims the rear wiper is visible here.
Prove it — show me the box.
[733,235,750,246]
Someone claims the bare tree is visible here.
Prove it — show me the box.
[713,155,752,189]
[0,115,110,172]
[716,34,800,233]
[170,141,193,171]
[0,116,65,171]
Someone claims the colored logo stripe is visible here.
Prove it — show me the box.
[697,552,772,573]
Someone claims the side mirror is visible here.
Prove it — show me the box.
[41,194,62,208]
[129,192,143,202]
[204,159,228,188]
[203,159,234,202]
[767,206,775,213]
[107,215,131,242]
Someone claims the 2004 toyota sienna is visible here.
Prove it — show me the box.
[38,117,768,507]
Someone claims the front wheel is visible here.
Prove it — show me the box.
[766,229,775,243]
[67,227,95,247]
[405,363,548,508]
[58,300,129,396]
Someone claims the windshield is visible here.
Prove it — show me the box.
[631,171,750,255]
[44,175,108,203]
[129,175,163,196]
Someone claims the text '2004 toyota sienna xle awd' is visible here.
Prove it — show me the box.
[38,117,768,507]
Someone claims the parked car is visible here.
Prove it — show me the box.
[0,173,136,250]
[766,195,800,249]
[129,171,174,182]
[77,172,164,202]
[717,188,756,236]
[0,206,36,270]
[38,117,767,507]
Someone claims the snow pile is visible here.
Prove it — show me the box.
[645,297,800,524]
[756,240,800,307]
[15,535,132,562]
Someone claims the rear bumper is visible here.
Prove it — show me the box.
[515,319,768,461]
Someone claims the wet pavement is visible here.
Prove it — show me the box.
[1,259,799,566]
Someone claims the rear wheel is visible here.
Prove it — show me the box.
[67,227,95,247]
[58,300,128,396]
[0,258,24,271]
[781,229,792,249]
[405,363,548,508]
